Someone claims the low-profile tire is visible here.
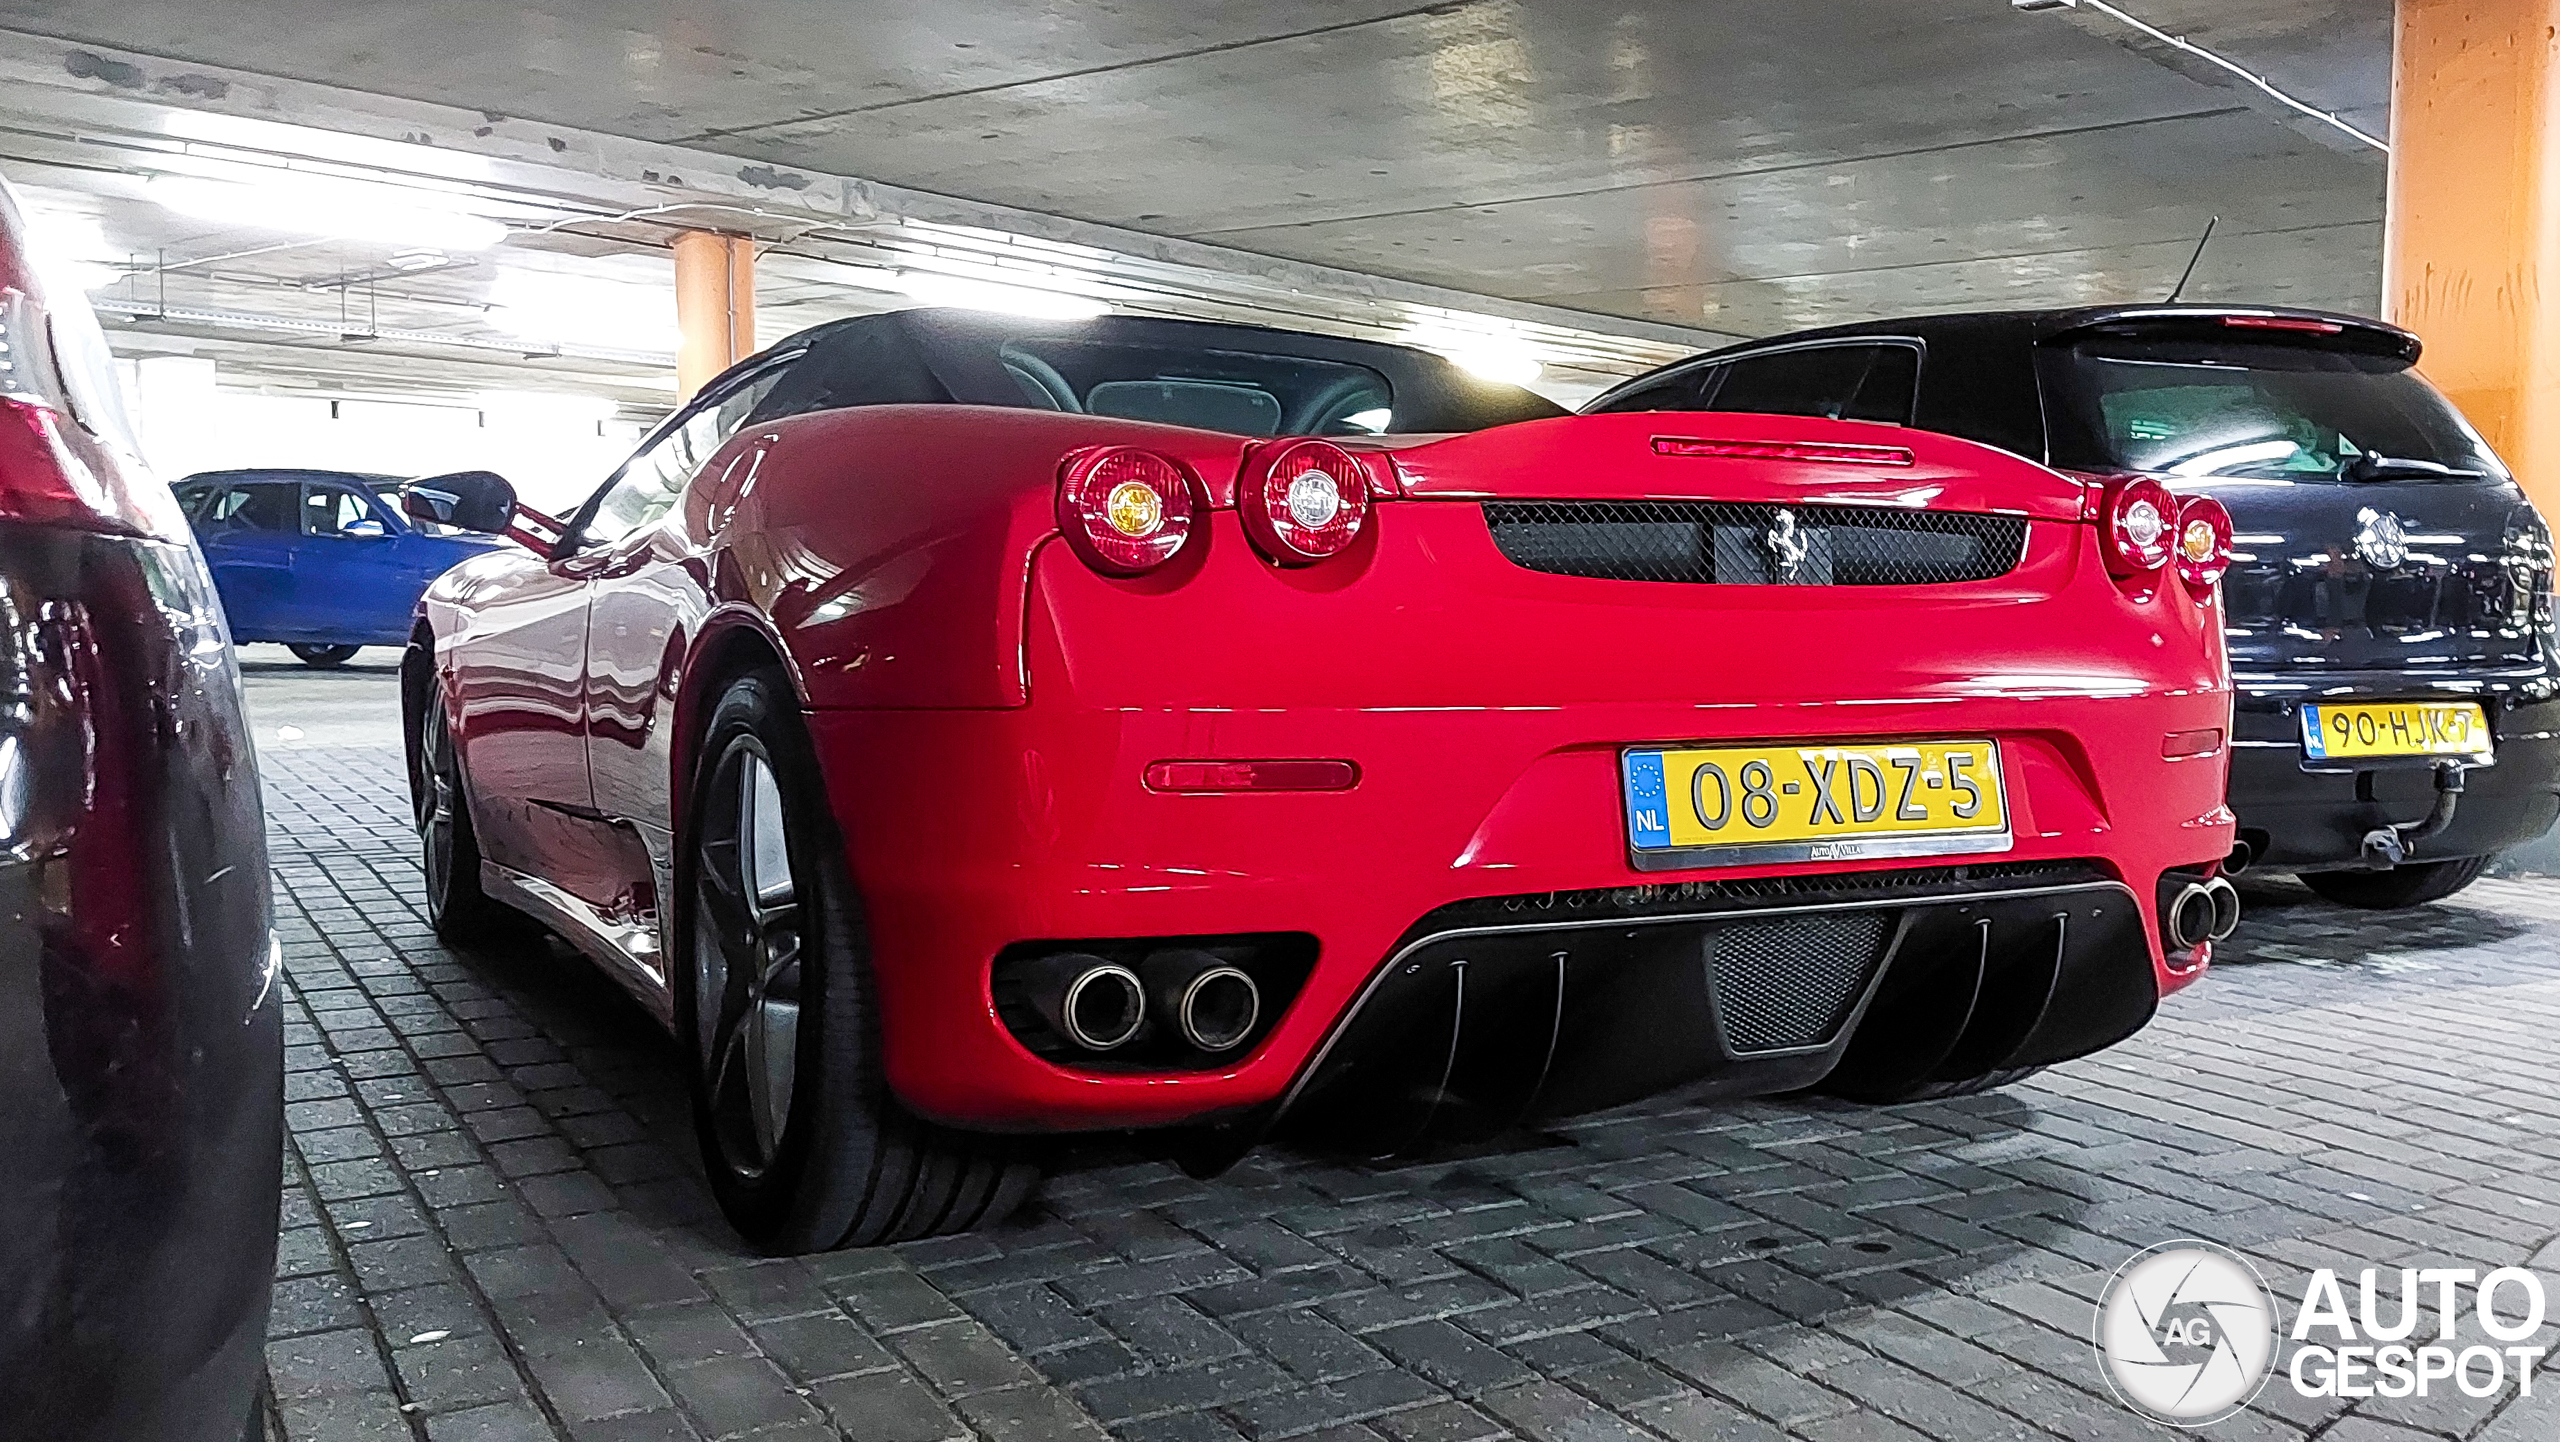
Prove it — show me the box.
[288,642,361,668]
[1849,1065,2047,1105]
[417,691,517,943]
[677,667,1039,1253]
[2301,855,2491,911]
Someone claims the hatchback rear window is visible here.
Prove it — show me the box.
[2040,334,2503,482]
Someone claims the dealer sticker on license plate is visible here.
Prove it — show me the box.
[2299,700,2494,763]
[1621,739,2012,871]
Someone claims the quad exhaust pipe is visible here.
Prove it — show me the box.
[1021,953,1147,1051]
[1142,949,1263,1053]
[1020,949,1263,1054]
[2164,877,2242,952]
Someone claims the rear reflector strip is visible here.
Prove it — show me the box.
[2220,315,2346,334]
[1652,436,1916,467]
[1144,759,1360,793]
[2162,728,2225,759]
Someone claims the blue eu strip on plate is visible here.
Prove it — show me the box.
[1622,750,1671,851]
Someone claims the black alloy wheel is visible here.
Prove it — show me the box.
[679,668,1038,1252]
[288,642,361,667]
[417,692,514,942]
[693,735,808,1177]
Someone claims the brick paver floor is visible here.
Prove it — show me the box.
[247,664,2560,1442]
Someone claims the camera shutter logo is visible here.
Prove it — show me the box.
[2095,1241,2281,1426]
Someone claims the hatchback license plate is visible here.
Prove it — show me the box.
[1622,739,2011,871]
[2299,700,2493,763]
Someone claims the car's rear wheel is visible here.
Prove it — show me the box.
[418,693,516,942]
[2301,855,2490,910]
[288,642,360,668]
[679,668,1038,1252]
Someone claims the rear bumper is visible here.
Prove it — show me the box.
[814,513,2235,1134]
[1281,866,2156,1153]
[2231,672,2560,870]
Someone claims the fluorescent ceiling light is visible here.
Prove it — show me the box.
[486,271,677,353]
[1448,349,1542,385]
[1402,325,1544,385]
[152,174,507,251]
[162,111,497,182]
[895,271,1107,320]
[18,207,120,293]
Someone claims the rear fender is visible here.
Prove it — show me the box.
[729,405,1250,710]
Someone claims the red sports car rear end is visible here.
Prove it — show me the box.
[408,311,2235,1250]
[807,410,2236,1143]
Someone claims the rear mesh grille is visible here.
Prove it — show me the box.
[1708,912,1892,1053]
[1483,501,2028,586]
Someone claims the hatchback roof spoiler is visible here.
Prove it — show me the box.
[2042,306,2421,364]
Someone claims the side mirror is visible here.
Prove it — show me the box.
[402,470,518,535]
[343,517,388,539]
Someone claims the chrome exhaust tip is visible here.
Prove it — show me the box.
[1141,949,1263,1052]
[1179,967,1261,1052]
[2202,876,2242,941]
[2165,883,2217,952]
[2223,837,2256,876]
[1026,954,1146,1051]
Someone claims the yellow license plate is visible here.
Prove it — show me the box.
[1622,739,2011,870]
[2298,701,2493,763]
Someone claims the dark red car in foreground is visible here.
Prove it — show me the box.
[0,177,279,1435]
[404,309,2238,1252]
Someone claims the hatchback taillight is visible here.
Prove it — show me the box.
[0,286,178,538]
[2099,476,2175,576]
[1241,439,1370,564]
[1057,446,1199,576]
[2174,496,2234,593]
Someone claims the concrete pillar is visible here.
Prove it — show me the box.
[2385,0,2560,515]
[672,231,757,401]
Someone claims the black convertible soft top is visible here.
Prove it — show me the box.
[739,308,1568,438]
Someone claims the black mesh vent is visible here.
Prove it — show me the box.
[1483,501,2028,585]
[1708,912,1892,1053]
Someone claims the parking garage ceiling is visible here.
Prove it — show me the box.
[0,0,2390,407]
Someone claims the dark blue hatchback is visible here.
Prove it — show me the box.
[174,468,503,666]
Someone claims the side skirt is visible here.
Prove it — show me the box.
[482,861,675,1028]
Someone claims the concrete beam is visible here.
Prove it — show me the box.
[0,28,1731,359]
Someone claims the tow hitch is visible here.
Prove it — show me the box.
[2357,759,2465,868]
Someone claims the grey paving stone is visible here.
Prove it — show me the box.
[811,1368,972,1442]
[660,1355,821,1437]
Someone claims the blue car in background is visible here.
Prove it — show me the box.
[174,468,504,667]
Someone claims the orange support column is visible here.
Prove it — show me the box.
[673,230,757,401]
[2386,0,2560,517]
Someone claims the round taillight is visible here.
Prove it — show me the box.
[1057,447,1198,575]
[1241,439,1371,564]
[2101,476,2175,575]
[2175,495,2234,592]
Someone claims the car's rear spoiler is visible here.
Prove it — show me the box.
[2042,306,2420,366]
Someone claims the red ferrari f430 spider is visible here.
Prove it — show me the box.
[402,310,2237,1252]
